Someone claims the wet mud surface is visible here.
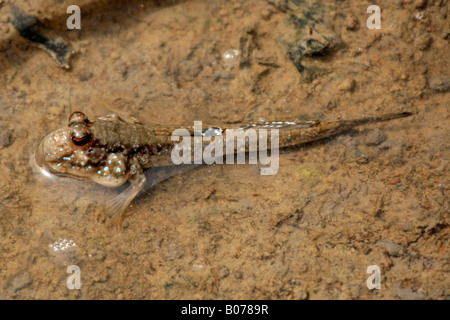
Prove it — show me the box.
[0,0,449,299]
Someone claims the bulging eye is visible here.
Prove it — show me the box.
[69,111,89,126]
[71,127,91,146]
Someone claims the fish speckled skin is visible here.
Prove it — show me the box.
[36,111,412,223]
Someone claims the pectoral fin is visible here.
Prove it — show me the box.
[106,158,146,226]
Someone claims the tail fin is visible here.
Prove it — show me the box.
[352,111,414,126]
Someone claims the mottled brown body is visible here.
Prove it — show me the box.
[92,112,413,155]
[36,111,412,224]
[91,120,153,148]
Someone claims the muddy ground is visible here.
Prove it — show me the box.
[0,0,448,299]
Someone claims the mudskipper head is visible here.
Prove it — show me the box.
[36,111,129,187]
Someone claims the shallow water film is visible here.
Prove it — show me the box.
[0,0,448,299]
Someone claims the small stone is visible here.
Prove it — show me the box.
[377,240,404,257]
[400,73,409,80]
[414,34,432,50]
[218,9,228,17]
[364,129,387,146]
[396,287,426,300]
[233,271,243,280]
[233,3,242,10]
[217,265,230,279]
[415,11,425,20]
[79,39,91,46]
[337,78,355,92]
[78,70,93,82]
[0,126,13,148]
[260,8,273,20]
[8,272,32,293]
[293,287,309,300]
[345,14,359,31]
[15,129,28,139]
[110,51,120,60]
[414,0,428,9]
[88,248,106,262]
[428,75,450,92]
[363,246,372,255]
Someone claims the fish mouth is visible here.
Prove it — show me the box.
[34,137,47,169]
[34,134,62,178]
[32,137,57,179]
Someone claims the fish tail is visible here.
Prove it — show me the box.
[351,111,414,126]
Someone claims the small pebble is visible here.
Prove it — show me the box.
[260,8,273,20]
[233,271,243,280]
[396,287,426,300]
[428,75,450,92]
[415,11,425,20]
[0,126,13,148]
[377,240,404,257]
[15,129,28,139]
[337,78,355,92]
[233,3,242,10]
[88,248,106,262]
[414,0,428,9]
[414,34,432,50]
[218,9,228,17]
[364,129,387,146]
[345,15,359,31]
[78,70,93,82]
[218,265,230,279]
[8,272,32,293]
[110,51,120,60]
[293,287,309,300]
